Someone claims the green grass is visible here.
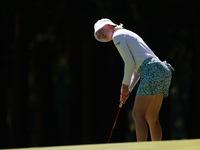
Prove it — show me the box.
[5,139,200,150]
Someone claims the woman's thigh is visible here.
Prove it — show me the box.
[132,95,156,117]
[145,94,163,122]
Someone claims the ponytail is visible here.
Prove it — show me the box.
[114,23,123,30]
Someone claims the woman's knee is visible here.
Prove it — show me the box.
[132,109,146,121]
[145,115,159,125]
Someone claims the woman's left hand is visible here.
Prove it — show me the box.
[120,84,130,104]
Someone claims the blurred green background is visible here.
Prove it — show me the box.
[1,0,200,149]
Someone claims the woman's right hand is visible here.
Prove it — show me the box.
[120,84,130,104]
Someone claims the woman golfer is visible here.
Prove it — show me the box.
[94,18,174,141]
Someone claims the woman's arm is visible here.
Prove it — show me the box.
[113,34,135,85]
[129,71,140,92]
[120,71,140,104]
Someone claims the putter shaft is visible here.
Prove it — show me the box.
[107,101,123,143]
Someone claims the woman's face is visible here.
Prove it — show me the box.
[96,25,114,42]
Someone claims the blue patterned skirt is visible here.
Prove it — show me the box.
[137,57,172,98]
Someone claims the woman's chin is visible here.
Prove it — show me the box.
[105,39,112,42]
[106,37,112,41]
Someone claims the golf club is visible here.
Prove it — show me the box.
[107,76,140,143]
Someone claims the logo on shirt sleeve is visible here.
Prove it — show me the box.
[115,42,121,46]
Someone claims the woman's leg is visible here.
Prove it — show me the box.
[145,93,163,141]
[132,95,156,141]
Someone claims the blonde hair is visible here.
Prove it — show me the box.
[114,23,123,30]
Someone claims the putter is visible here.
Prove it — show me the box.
[107,76,140,143]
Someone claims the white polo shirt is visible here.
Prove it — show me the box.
[112,28,158,85]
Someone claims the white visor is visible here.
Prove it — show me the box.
[94,18,117,42]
